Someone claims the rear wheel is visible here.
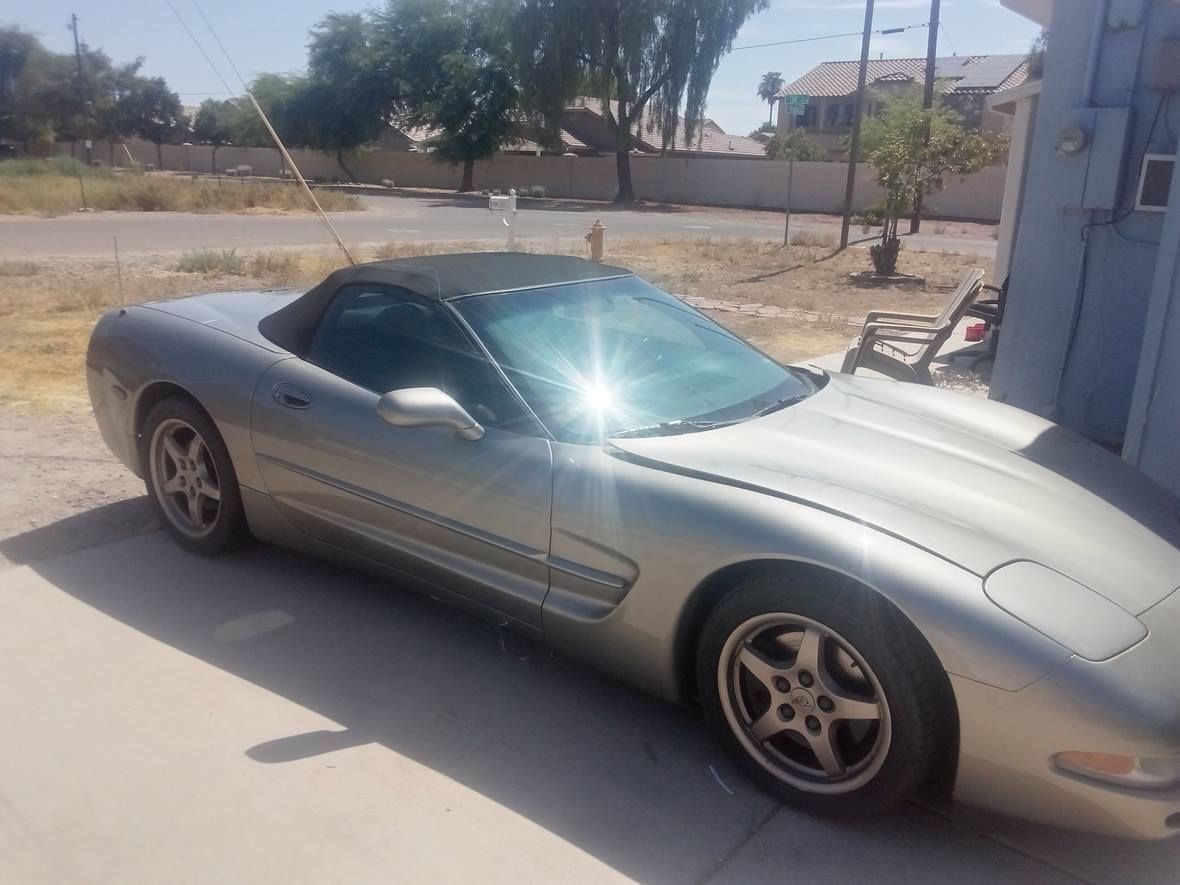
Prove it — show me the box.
[141,397,248,555]
[698,574,943,816]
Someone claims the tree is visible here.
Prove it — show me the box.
[227,74,300,148]
[0,26,53,153]
[1027,29,1046,80]
[0,27,187,165]
[192,98,234,171]
[747,120,775,139]
[92,58,144,165]
[756,70,783,125]
[516,0,768,202]
[125,76,185,169]
[374,0,522,192]
[859,89,1004,275]
[291,12,390,181]
[764,128,824,160]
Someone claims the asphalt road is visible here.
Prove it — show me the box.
[0,193,999,259]
[3,527,1175,884]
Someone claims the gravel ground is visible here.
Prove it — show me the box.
[0,406,153,567]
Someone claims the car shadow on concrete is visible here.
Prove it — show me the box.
[0,496,156,566]
[18,529,1178,884]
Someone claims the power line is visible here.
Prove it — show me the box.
[174,0,355,265]
[191,0,249,91]
[165,1,236,96]
[731,21,928,52]
[938,22,957,56]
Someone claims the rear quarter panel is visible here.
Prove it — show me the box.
[86,304,288,490]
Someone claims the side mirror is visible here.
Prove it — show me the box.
[376,387,485,441]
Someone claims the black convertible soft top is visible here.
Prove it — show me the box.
[259,252,631,356]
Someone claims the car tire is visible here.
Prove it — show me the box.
[140,396,249,556]
[697,572,944,817]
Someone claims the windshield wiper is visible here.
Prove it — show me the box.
[751,393,811,419]
[609,418,739,439]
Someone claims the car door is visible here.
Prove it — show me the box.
[250,281,553,628]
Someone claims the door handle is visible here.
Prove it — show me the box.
[272,383,312,409]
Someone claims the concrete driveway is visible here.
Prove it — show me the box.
[1,523,1177,884]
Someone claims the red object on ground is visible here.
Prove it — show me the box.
[965,323,986,342]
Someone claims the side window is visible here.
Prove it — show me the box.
[307,284,535,434]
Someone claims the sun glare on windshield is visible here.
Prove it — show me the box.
[582,381,615,413]
[455,276,814,443]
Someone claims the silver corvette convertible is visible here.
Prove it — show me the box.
[87,253,1180,839]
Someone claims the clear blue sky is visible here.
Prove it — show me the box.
[9,0,1039,137]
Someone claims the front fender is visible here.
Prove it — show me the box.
[543,443,1072,704]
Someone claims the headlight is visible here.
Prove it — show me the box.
[983,561,1146,661]
[1055,751,1180,789]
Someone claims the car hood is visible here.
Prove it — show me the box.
[608,373,1180,615]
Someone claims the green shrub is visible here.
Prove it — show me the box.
[0,155,105,178]
[175,249,245,275]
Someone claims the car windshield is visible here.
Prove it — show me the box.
[452,275,820,443]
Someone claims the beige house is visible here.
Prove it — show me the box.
[776,55,1031,155]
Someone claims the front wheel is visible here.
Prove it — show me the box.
[698,574,944,817]
[141,397,249,556]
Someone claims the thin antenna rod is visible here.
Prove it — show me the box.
[243,91,355,264]
[167,0,355,265]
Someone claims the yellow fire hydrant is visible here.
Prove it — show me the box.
[586,219,605,262]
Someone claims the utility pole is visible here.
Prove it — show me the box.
[839,0,875,250]
[69,13,93,167]
[910,0,941,234]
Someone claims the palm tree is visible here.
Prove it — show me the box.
[757,71,785,125]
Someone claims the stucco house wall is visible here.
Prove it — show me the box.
[993,0,1180,494]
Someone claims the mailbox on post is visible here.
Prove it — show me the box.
[488,189,519,249]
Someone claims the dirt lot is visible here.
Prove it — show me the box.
[0,237,991,559]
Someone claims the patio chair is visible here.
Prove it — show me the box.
[840,268,986,384]
[961,275,1009,369]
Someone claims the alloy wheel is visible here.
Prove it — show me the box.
[149,417,223,539]
[718,612,891,794]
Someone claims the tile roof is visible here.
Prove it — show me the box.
[778,54,1030,99]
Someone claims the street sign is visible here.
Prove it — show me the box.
[784,93,809,114]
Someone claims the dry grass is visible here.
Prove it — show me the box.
[605,237,991,364]
[787,229,838,248]
[0,260,41,277]
[0,237,992,412]
[0,172,360,217]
